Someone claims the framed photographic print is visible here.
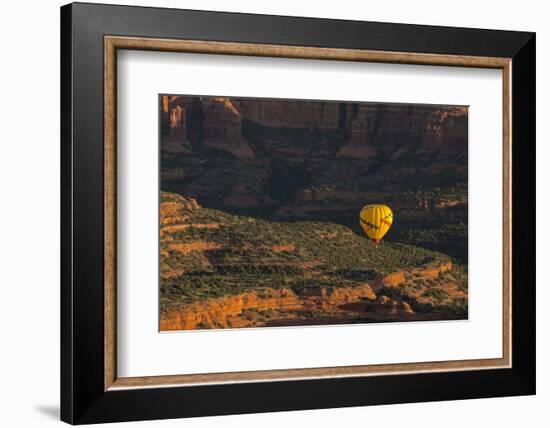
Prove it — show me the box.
[61,2,535,424]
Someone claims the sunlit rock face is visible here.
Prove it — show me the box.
[200,98,255,160]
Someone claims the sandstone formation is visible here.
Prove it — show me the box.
[160,95,467,161]
[414,260,453,279]
[336,104,379,160]
[369,295,414,315]
[201,98,255,159]
[159,258,461,330]
[371,261,453,291]
[160,284,376,331]
[233,98,345,129]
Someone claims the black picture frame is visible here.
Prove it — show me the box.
[61,2,535,424]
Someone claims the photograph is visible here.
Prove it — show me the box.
[159,95,469,331]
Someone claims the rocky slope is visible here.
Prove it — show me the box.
[160,192,468,330]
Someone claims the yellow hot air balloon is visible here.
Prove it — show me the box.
[359,204,393,244]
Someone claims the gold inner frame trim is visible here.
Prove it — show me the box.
[104,35,512,391]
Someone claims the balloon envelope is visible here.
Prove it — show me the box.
[359,204,393,243]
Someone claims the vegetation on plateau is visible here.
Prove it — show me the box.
[160,192,461,314]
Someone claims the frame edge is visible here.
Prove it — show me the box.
[60,2,74,425]
[510,32,536,394]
